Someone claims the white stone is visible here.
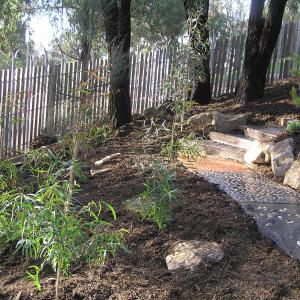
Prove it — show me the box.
[244,141,273,165]
[270,138,294,177]
[166,240,223,272]
[244,141,266,165]
[283,161,300,190]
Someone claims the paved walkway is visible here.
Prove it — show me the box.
[180,156,300,260]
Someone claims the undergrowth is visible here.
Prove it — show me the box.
[0,147,126,299]
[126,161,177,229]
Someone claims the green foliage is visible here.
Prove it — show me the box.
[0,183,126,288]
[0,160,18,191]
[290,54,300,106]
[126,162,177,229]
[0,1,29,68]
[286,120,300,132]
[131,0,186,49]
[161,132,204,160]
[0,146,125,297]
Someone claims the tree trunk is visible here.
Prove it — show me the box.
[236,0,288,103]
[184,0,211,105]
[103,0,132,127]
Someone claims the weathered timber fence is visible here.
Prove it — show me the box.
[1,21,300,157]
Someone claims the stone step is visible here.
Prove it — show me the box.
[208,131,254,150]
[201,140,246,163]
[239,125,285,142]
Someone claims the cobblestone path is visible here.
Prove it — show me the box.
[181,156,300,260]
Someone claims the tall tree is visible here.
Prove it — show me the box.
[184,0,211,105]
[103,0,132,127]
[236,0,288,103]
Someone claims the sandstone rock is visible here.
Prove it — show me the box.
[187,112,215,127]
[283,161,300,189]
[270,138,294,177]
[280,117,294,127]
[244,141,266,165]
[165,240,223,272]
[261,142,273,163]
[213,112,250,133]
[143,107,165,119]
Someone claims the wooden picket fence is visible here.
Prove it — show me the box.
[1,21,300,157]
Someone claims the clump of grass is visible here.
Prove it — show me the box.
[161,132,204,160]
[286,120,300,132]
[126,162,177,229]
[0,160,18,191]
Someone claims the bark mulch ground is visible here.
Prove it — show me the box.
[1,80,300,300]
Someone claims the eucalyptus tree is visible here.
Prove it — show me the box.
[184,0,211,105]
[102,0,132,127]
[131,0,186,49]
[236,0,288,103]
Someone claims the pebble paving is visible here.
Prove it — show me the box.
[197,168,300,260]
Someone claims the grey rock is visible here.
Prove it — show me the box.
[270,138,294,177]
[166,240,223,272]
[284,161,300,190]
[213,112,250,133]
[187,112,215,127]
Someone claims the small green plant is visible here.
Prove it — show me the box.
[0,160,18,191]
[0,182,126,298]
[286,120,300,132]
[161,132,204,160]
[126,162,177,229]
[177,133,205,159]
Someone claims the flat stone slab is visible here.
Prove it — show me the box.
[182,157,300,261]
[209,132,254,150]
[201,141,246,163]
[240,125,285,142]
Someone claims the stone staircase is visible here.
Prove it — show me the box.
[187,111,299,190]
[201,125,284,164]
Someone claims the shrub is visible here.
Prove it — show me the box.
[286,120,300,132]
[0,148,126,299]
[126,162,177,229]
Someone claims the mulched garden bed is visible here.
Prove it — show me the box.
[1,80,300,300]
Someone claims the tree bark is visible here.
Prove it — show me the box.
[184,0,211,105]
[236,0,288,103]
[103,0,132,127]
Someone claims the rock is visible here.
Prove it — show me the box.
[143,107,165,119]
[187,112,215,128]
[244,141,273,165]
[244,141,266,165]
[283,161,300,189]
[165,240,223,272]
[280,117,294,127]
[270,138,294,177]
[213,112,250,133]
[261,142,273,163]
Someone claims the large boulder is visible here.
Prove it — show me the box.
[165,240,223,272]
[270,138,294,177]
[213,112,250,133]
[283,161,300,190]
